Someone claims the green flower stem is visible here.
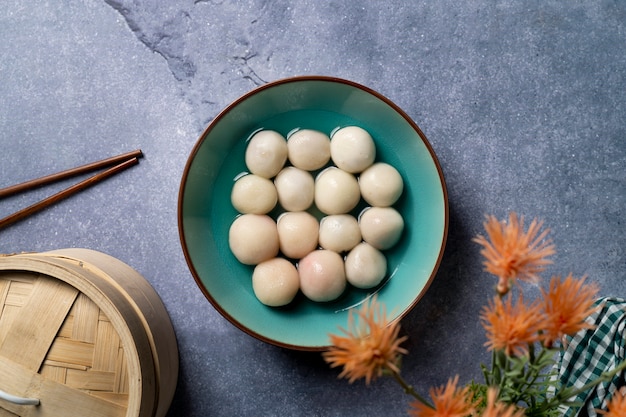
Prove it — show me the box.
[484,350,496,383]
[390,370,434,409]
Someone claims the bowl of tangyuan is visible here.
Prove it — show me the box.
[178,76,448,350]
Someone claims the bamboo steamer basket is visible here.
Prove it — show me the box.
[0,248,178,417]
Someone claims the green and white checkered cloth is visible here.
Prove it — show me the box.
[552,297,626,417]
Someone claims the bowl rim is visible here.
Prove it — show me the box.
[177,75,449,350]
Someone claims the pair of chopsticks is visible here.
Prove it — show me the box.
[0,149,143,230]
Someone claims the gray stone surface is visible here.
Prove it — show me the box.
[1,1,624,416]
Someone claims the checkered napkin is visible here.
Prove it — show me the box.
[552,297,626,416]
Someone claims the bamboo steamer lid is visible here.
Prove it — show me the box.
[0,249,178,417]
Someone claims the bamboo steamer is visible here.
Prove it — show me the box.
[0,249,178,417]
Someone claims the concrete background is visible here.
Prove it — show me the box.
[1,1,624,416]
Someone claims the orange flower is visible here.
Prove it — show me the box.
[480,295,546,356]
[481,387,525,417]
[322,296,408,385]
[599,390,626,416]
[473,213,555,294]
[408,375,475,417]
[541,274,599,346]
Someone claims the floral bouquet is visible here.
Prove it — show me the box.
[323,213,626,416]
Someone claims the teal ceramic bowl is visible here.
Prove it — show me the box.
[178,76,448,351]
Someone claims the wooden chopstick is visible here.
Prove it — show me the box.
[0,157,139,230]
[0,149,143,199]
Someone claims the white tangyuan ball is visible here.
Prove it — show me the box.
[274,167,315,211]
[318,214,361,253]
[345,242,388,289]
[231,174,277,214]
[245,130,288,178]
[277,211,319,259]
[228,214,279,265]
[287,129,331,171]
[298,250,346,302]
[359,207,404,250]
[359,162,404,207]
[252,258,300,307]
[314,167,361,215]
[330,126,376,173]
